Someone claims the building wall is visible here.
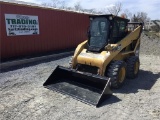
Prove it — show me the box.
[144,21,160,30]
[0,2,89,59]
[0,3,2,60]
[144,21,155,30]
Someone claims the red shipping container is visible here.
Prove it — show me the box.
[0,1,90,60]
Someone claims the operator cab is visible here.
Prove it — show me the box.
[87,15,129,52]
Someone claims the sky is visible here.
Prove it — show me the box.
[16,0,160,20]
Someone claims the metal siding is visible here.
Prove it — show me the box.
[0,3,1,60]
[1,2,89,59]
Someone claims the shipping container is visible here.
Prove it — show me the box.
[0,1,90,60]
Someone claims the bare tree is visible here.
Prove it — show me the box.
[131,14,138,22]
[74,1,82,11]
[137,12,148,23]
[41,3,52,7]
[84,8,97,14]
[59,1,67,9]
[51,0,60,8]
[97,10,105,15]
[98,8,109,14]
[65,7,74,11]
[42,0,67,9]
[107,2,122,16]
[122,9,132,19]
[41,1,112,14]
[131,12,150,23]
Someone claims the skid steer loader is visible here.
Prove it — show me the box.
[43,15,143,107]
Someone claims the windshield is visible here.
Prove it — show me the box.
[89,17,110,48]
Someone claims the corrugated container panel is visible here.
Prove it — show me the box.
[0,2,89,59]
[0,3,1,60]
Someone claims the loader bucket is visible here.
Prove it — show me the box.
[43,66,112,107]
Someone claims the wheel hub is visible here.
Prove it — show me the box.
[134,62,139,74]
[118,67,126,83]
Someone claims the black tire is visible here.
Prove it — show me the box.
[126,56,140,79]
[106,61,127,89]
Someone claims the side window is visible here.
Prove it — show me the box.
[112,20,127,43]
[119,21,127,37]
[91,21,99,36]
[113,21,119,37]
[100,22,106,32]
[113,20,127,37]
[119,21,126,32]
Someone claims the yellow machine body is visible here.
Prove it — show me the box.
[43,15,143,107]
[72,26,141,76]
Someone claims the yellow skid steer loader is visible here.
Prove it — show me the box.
[43,15,143,107]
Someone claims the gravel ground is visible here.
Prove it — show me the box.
[140,34,160,56]
[0,34,160,120]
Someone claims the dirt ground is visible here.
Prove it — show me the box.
[0,33,160,120]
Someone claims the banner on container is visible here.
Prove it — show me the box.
[5,14,39,36]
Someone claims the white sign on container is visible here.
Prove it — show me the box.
[5,14,39,36]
